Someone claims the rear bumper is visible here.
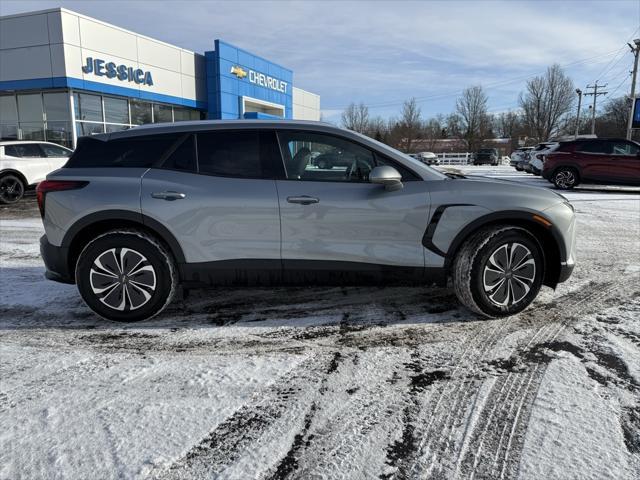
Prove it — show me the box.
[40,235,74,284]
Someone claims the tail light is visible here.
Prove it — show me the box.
[36,180,88,218]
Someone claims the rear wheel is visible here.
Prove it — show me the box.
[75,230,177,322]
[553,167,579,189]
[452,226,544,317]
[0,174,25,204]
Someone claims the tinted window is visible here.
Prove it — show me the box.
[277,131,418,182]
[576,141,611,154]
[161,134,196,172]
[278,131,376,182]
[41,144,71,157]
[196,131,263,178]
[4,144,44,157]
[611,141,639,156]
[66,134,181,168]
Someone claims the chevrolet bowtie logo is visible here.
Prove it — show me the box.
[230,66,247,79]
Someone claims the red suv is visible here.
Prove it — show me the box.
[542,138,640,189]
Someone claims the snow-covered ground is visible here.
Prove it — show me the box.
[1,166,638,480]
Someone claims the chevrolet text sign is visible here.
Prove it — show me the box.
[231,66,287,94]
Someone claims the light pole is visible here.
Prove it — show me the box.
[626,38,640,140]
[575,88,582,138]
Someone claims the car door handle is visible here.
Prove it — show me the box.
[287,195,319,205]
[151,191,186,201]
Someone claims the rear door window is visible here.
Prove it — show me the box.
[576,141,611,154]
[4,144,45,158]
[66,134,182,168]
[160,134,197,172]
[196,130,279,179]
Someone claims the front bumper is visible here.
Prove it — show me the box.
[558,260,575,283]
[40,235,74,284]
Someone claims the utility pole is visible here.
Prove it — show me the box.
[575,88,583,138]
[625,39,640,140]
[584,82,608,135]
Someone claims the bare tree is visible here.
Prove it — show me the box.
[341,102,370,134]
[398,98,422,152]
[422,117,443,150]
[596,96,632,137]
[519,64,575,141]
[456,86,490,151]
[366,115,387,141]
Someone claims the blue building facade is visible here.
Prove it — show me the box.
[206,40,293,120]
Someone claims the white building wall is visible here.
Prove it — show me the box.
[293,87,321,121]
[0,8,206,105]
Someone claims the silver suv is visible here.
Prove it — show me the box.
[38,120,576,322]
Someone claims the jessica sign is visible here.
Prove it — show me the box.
[82,57,154,86]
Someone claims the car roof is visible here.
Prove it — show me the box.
[81,119,448,182]
[560,137,638,144]
[103,119,336,140]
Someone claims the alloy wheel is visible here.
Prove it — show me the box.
[554,170,576,189]
[482,242,536,307]
[0,177,24,203]
[89,248,157,311]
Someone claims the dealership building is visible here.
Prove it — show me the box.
[0,8,321,148]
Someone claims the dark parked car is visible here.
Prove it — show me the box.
[474,148,499,166]
[542,138,640,189]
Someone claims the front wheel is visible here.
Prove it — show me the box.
[553,168,579,189]
[0,174,25,204]
[452,226,544,317]
[75,230,177,322]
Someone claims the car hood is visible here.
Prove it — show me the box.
[429,175,568,213]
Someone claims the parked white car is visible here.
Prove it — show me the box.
[418,152,439,165]
[527,142,558,175]
[1,141,72,204]
[510,147,534,170]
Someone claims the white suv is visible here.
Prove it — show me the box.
[0,141,72,204]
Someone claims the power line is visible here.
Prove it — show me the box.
[594,26,640,81]
[324,47,624,110]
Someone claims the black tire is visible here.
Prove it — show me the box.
[0,174,25,204]
[452,226,544,318]
[553,167,579,190]
[75,229,177,322]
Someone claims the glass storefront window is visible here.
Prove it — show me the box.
[17,94,44,123]
[174,107,201,122]
[76,121,104,136]
[131,100,152,125]
[74,93,103,122]
[45,121,73,148]
[43,92,69,121]
[1,95,18,124]
[153,104,173,123]
[104,97,129,124]
[19,122,46,141]
[105,124,129,133]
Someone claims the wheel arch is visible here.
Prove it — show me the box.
[0,169,29,186]
[443,210,564,289]
[62,210,186,278]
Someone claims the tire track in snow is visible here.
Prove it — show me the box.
[460,278,632,480]
[155,349,345,480]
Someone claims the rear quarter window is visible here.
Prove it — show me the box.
[66,134,182,168]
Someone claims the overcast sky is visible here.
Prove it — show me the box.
[2,0,639,123]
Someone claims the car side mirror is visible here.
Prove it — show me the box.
[369,165,403,191]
